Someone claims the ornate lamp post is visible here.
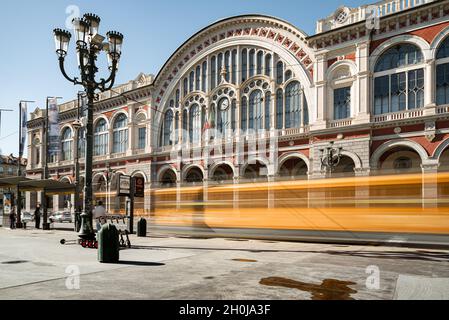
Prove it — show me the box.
[53,14,123,240]
[320,141,343,174]
[72,91,87,232]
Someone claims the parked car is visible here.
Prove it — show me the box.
[49,211,73,223]
[21,211,34,223]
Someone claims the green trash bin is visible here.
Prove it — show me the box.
[137,218,147,237]
[97,223,120,263]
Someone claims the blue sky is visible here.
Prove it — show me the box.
[0,0,367,157]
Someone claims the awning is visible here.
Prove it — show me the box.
[0,177,75,195]
[18,179,75,195]
[0,177,31,188]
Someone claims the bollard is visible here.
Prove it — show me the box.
[137,218,147,237]
[97,223,120,263]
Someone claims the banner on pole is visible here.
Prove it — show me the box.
[19,102,27,156]
[48,98,60,159]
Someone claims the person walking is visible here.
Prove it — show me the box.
[9,207,16,230]
[93,201,106,232]
[34,204,41,229]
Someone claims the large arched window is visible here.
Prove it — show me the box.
[211,56,217,90]
[61,127,73,161]
[249,49,256,78]
[182,109,188,143]
[374,44,424,114]
[334,87,351,120]
[189,104,201,144]
[241,49,248,83]
[195,66,201,91]
[135,113,147,150]
[189,71,194,93]
[161,110,174,146]
[175,89,180,106]
[183,78,188,97]
[241,96,247,132]
[217,53,223,84]
[231,50,237,84]
[257,51,263,75]
[224,51,230,82]
[265,92,271,130]
[276,89,283,129]
[276,61,284,85]
[231,99,237,131]
[249,90,263,131]
[112,114,128,154]
[265,54,272,77]
[94,119,108,156]
[437,37,449,106]
[202,61,207,92]
[285,81,302,128]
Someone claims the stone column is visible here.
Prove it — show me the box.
[127,109,135,156]
[353,41,371,124]
[424,59,437,116]
[311,53,328,130]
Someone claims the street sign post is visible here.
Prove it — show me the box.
[117,175,131,197]
[116,175,140,234]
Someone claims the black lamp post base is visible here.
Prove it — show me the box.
[42,223,51,230]
[78,213,95,240]
[16,222,23,229]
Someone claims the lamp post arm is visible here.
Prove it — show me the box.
[98,60,118,92]
[58,57,81,85]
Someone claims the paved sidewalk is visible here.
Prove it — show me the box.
[0,228,448,300]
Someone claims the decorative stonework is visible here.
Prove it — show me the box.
[425,121,436,142]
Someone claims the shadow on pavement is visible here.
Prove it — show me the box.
[117,261,165,267]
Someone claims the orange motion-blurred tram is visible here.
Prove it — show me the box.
[145,172,449,245]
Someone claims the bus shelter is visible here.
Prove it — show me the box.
[0,177,75,228]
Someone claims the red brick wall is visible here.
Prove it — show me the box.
[370,21,449,54]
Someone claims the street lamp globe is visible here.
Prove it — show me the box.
[106,31,123,68]
[72,18,90,48]
[83,13,101,37]
[53,28,71,58]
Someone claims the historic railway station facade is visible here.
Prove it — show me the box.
[25,0,449,214]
